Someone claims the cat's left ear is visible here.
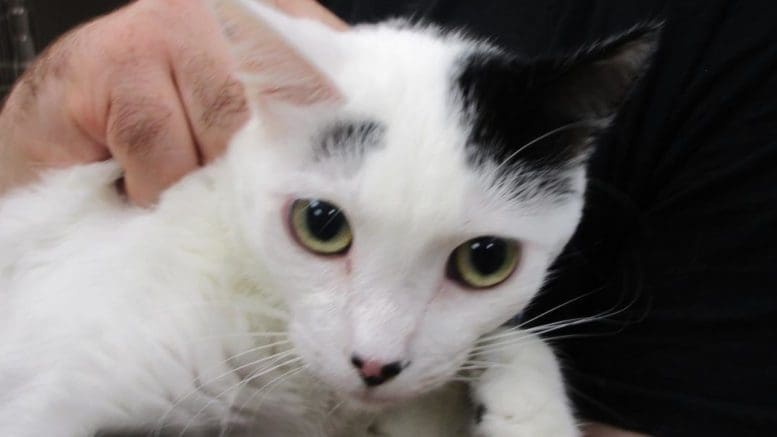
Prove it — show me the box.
[209,0,345,123]
[460,24,661,166]
[534,24,661,122]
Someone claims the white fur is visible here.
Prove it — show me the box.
[0,1,581,435]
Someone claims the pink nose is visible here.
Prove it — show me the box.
[350,355,406,387]
[360,360,384,378]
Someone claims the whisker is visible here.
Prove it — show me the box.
[470,302,642,361]
[478,289,641,348]
[187,331,289,342]
[176,356,305,437]
[183,331,290,346]
[154,350,298,435]
[235,364,308,417]
[493,119,606,173]
[218,339,292,365]
[476,289,606,347]
[524,299,637,333]
[476,327,531,344]
[471,317,613,355]
[515,290,600,330]
[325,399,346,419]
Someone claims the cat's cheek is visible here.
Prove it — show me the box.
[287,302,358,392]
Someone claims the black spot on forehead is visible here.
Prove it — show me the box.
[453,25,659,199]
[455,50,594,189]
[315,120,386,161]
[455,52,587,202]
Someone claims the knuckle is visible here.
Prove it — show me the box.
[184,53,248,130]
[199,76,248,130]
[97,8,171,67]
[108,95,173,158]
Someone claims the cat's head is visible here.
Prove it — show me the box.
[211,0,656,408]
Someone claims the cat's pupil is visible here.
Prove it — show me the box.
[468,237,507,275]
[306,200,344,241]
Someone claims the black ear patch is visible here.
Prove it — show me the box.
[456,24,660,183]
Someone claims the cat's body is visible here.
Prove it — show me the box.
[0,143,569,437]
[0,1,655,435]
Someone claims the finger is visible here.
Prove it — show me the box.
[174,51,249,163]
[105,66,200,206]
[170,2,250,162]
[269,0,349,30]
[171,0,346,163]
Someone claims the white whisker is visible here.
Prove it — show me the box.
[235,364,308,417]
[154,349,298,435]
[494,119,606,173]
[176,356,305,437]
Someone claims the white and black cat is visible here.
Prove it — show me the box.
[0,0,656,435]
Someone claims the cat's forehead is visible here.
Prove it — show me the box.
[308,116,474,235]
[314,26,579,208]
[311,27,477,220]
[334,25,470,125]
[280,24,589,245]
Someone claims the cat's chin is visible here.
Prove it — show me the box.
[341,389,419,412]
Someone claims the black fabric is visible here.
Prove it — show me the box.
[3,0,776,435]
[0,0,35,100]
[28,0,127,49]
[0,0,127,100]
[0,1,14,95]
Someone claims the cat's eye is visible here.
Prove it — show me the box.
[447,237,520,289]
[289,199,353,255]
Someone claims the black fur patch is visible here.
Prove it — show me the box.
[455,24,659,198]
[475,403,487,424]
[458,52,593,173]
[316,120,385,160]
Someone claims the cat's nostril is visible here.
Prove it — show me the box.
[363,375,387,387]
[350,356,408,387]
[381,361,403,379]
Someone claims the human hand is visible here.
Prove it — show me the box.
[0,0,345,205]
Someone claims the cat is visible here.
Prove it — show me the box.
[0,0,657,435]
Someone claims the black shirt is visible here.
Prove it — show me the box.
[0,0,124,98]
[2,1,776,435]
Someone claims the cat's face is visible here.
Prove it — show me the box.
[214,0,655,408]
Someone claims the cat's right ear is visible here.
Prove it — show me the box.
[210,0,345,126]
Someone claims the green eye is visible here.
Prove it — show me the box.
[289,199,352,255]
[447,237,520,289]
